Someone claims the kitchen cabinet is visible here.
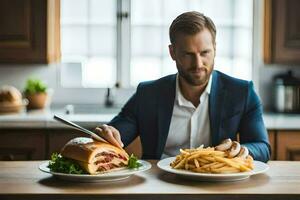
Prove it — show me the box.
[276,130,300,160]
[0,129,46,160]
[0,128,142,161]
[264,0,300,64]
[0,0,60,63]
[44,130,300,161]
[0,128,297,161]
[47,130,83,158]
[46,129,293,161]
[268,130,276,160]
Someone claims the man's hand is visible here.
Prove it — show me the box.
[95,124,124,149]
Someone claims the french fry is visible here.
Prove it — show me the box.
[174,157,186,169]
[201,162,219,169]
[170,146,254,174]
[211,166,240,173]
[210,162,226,169]
[194,159,200,168]
[197,158,210,164]
[214,156,241,169]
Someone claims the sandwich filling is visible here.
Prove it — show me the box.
[93,151,128,172]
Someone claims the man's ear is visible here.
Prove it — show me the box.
[169,44,176,60]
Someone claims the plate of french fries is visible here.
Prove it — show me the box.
[157,146,269,181]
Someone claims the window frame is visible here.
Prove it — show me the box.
[59,0,254,89]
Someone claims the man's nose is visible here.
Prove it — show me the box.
[193,54,204,68]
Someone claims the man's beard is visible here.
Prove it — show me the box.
[177,61,214,86]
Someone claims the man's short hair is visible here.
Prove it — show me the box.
[169,11,216,45]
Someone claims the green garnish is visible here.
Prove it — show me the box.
[128,154,142,169]
[24,78,47,95]
[48,153,86,174]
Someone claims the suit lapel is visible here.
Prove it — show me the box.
[156,75,176,158]
[209,71,226,146]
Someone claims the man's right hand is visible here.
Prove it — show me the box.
[95,124,124,149]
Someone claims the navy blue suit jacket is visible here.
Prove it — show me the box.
[109,70,271,162]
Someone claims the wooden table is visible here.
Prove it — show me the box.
[0,160,299,200]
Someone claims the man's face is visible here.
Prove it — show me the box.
[169,28,215,86]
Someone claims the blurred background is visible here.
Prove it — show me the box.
[1,0,299,109]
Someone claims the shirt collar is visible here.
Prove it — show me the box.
[206,73,212,95]
[176,73,212,107]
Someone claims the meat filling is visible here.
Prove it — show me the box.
[94,151,128,172]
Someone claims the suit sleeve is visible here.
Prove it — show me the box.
[239,81,271,162]
[107,87,140,147]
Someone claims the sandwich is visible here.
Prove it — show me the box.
[54,137,130,174]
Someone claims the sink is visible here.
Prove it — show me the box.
[63,104,122,115]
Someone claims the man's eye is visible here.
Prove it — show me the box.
[201,51,210,56]
[183,53,192,57]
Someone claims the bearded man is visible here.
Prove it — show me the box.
[95,11,270,163]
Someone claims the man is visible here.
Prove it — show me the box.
[95,11,270,162]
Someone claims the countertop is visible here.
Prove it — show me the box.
[0,160,300,200]
[0,108,116,129]
[0,107,300,130]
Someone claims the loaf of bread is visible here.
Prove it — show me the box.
[0,85,22,106]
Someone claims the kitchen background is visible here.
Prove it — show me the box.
[1,0,299,108]
[0,0,300,161]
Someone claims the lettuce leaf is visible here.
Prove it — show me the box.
[48,153,86,174]
[128,154,142,169]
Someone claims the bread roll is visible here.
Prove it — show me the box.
[0,85,22,105]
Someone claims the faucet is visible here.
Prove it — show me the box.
[105,88,114,107]
[104,82,119,108]
[64,104,74,115]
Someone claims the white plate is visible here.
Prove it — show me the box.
[39,160,151,182]
[157,157,269,182]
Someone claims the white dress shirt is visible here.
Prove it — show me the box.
[162,74,212,158]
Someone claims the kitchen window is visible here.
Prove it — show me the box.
[60,0,253,88]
